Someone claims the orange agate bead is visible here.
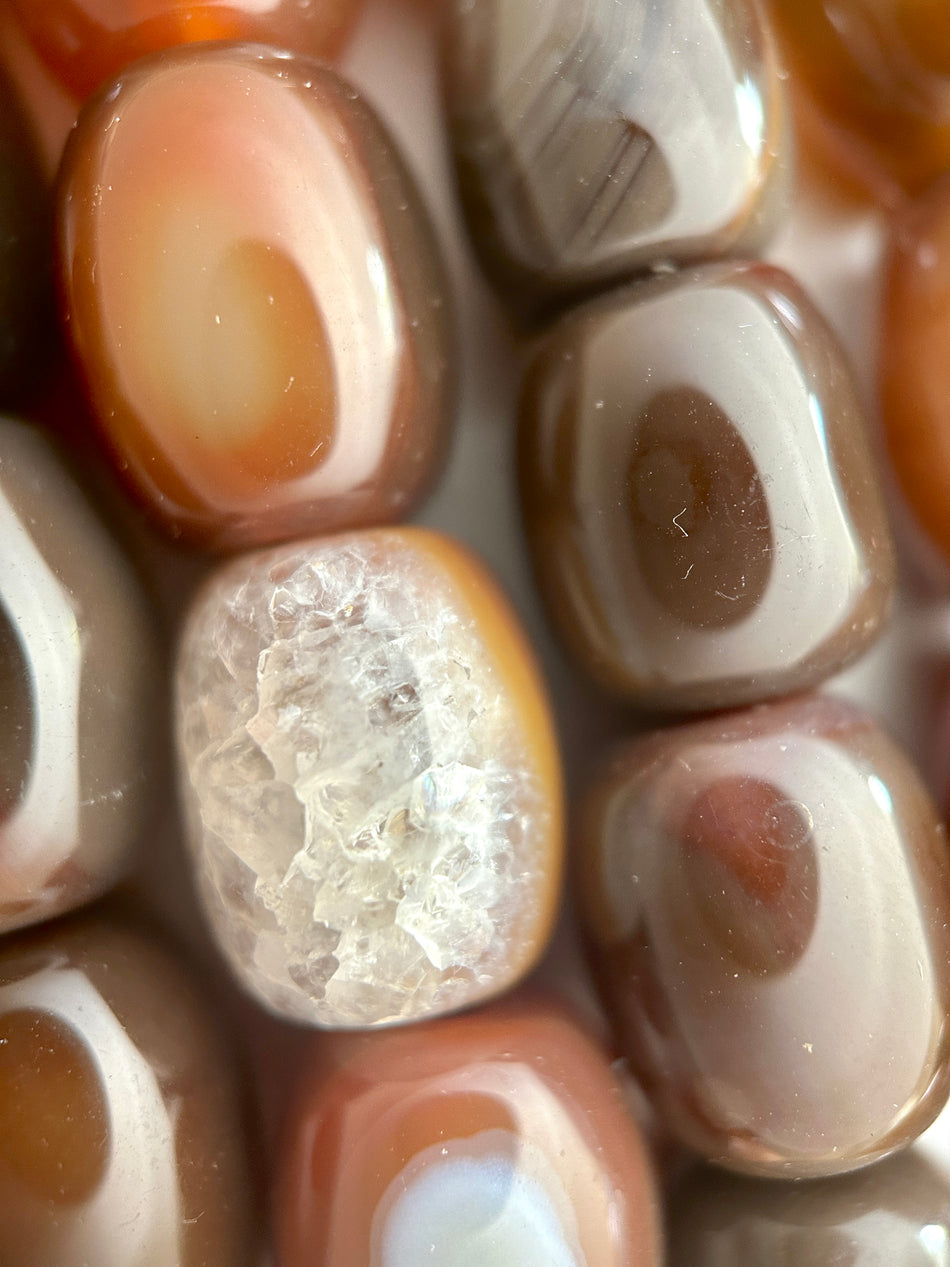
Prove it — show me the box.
[275,1001,662,1266]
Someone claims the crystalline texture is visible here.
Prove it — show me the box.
[175,533,553,1027]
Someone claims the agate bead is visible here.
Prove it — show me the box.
[669,1152,950,1265]
[275,1000,662,1266]
[443,0,788,311]
[578,695,950,1178]
[519,262,895,711]
[58,45,453,549]
[768,0,950,203]
[175,527,563,1028]
[881,175,950,564]
[6,0,364,99]
[0,912,255,1265]
[0,420,159,934]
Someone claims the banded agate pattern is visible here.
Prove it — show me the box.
[519,262,894,710]
[58,45,453,549]
[276,1003,661,1266]
[579,695,950,1178]
[0,421,158,933]
[444,0,787,308]
[175,528,562,1028]
[0,915,254,1265]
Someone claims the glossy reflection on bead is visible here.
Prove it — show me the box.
[276,1001,661,1266]
[0,62,51,402]
[0,421,159,934]
[669,1152,950,1265]
[768,0,950,202]
[579,695,950,1178]
[881,175,950,565]
[0,913,255,1265]
[444,0,787,310]
[520,262,895,711]
[175,527,563,1028]
[59,45,453,549]
[7,0,364,99]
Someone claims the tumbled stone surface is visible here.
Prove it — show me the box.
[276,999,662,1266]
[579,695,950,1178]
[175,527,562,1028]
[519,262,895,710]
[444,0,788,312]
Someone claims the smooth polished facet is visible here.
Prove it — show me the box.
[7,0,364,99]
[881,175,950,564]
[0,420,159,934]
[0,913,255,1266]
[578,695,950,1178]
[58,44,453,549]
[276,1000,662,1266]
[444,0,788,311]
[768,0,950,203]
[175,527,563,1028]
[669,1153,950,1265]
[0,62,51,403]
[520,262,894,711]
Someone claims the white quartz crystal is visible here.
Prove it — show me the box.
[175,532,555,1027]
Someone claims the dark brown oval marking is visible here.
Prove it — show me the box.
[673,775,820,976]
[627,386,773,628]
[0,1007,109,1204]
[0,601,34,824]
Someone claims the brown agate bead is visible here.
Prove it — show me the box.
[175,527,563,1028]
[275,999,662,1266]
[768,0,950,203]
[443,0,788,312]
[669,1152,950,1265]
[58,45,453,550]
[0,912,255,1265]
[519,262,894,711]
[578,695,950,1178]
[6,0,363,100]
[881,175,950,563]
[0,420,159,934]
[0,61,51,403]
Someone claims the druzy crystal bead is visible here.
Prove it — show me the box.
[175,528,563,1028]
[519,262,895,711]
[669,1153,950,1265]
[881,175,950,564]
[0,913,255,1266]
[0,420,159,934]
[579,695,950,1178]
[443,0,787,311]
[768,0,950,202]
[0,62,50,403]
[275,1000,662,1266]
[58,44,453,549]
[6,0,364,99]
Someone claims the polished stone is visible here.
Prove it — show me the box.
[58,44,453,549]
[175,527,563,1028]
[578,694,950,1178]
[0,420,159,934]
[768,0,950,203]
[7,0,364,99]
[669,1152,950,1265]
[443,0,788,312]
[0,912,255,1265]
[881,174,950,564]
[275,999,662,1266]
[520,262,895,711]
